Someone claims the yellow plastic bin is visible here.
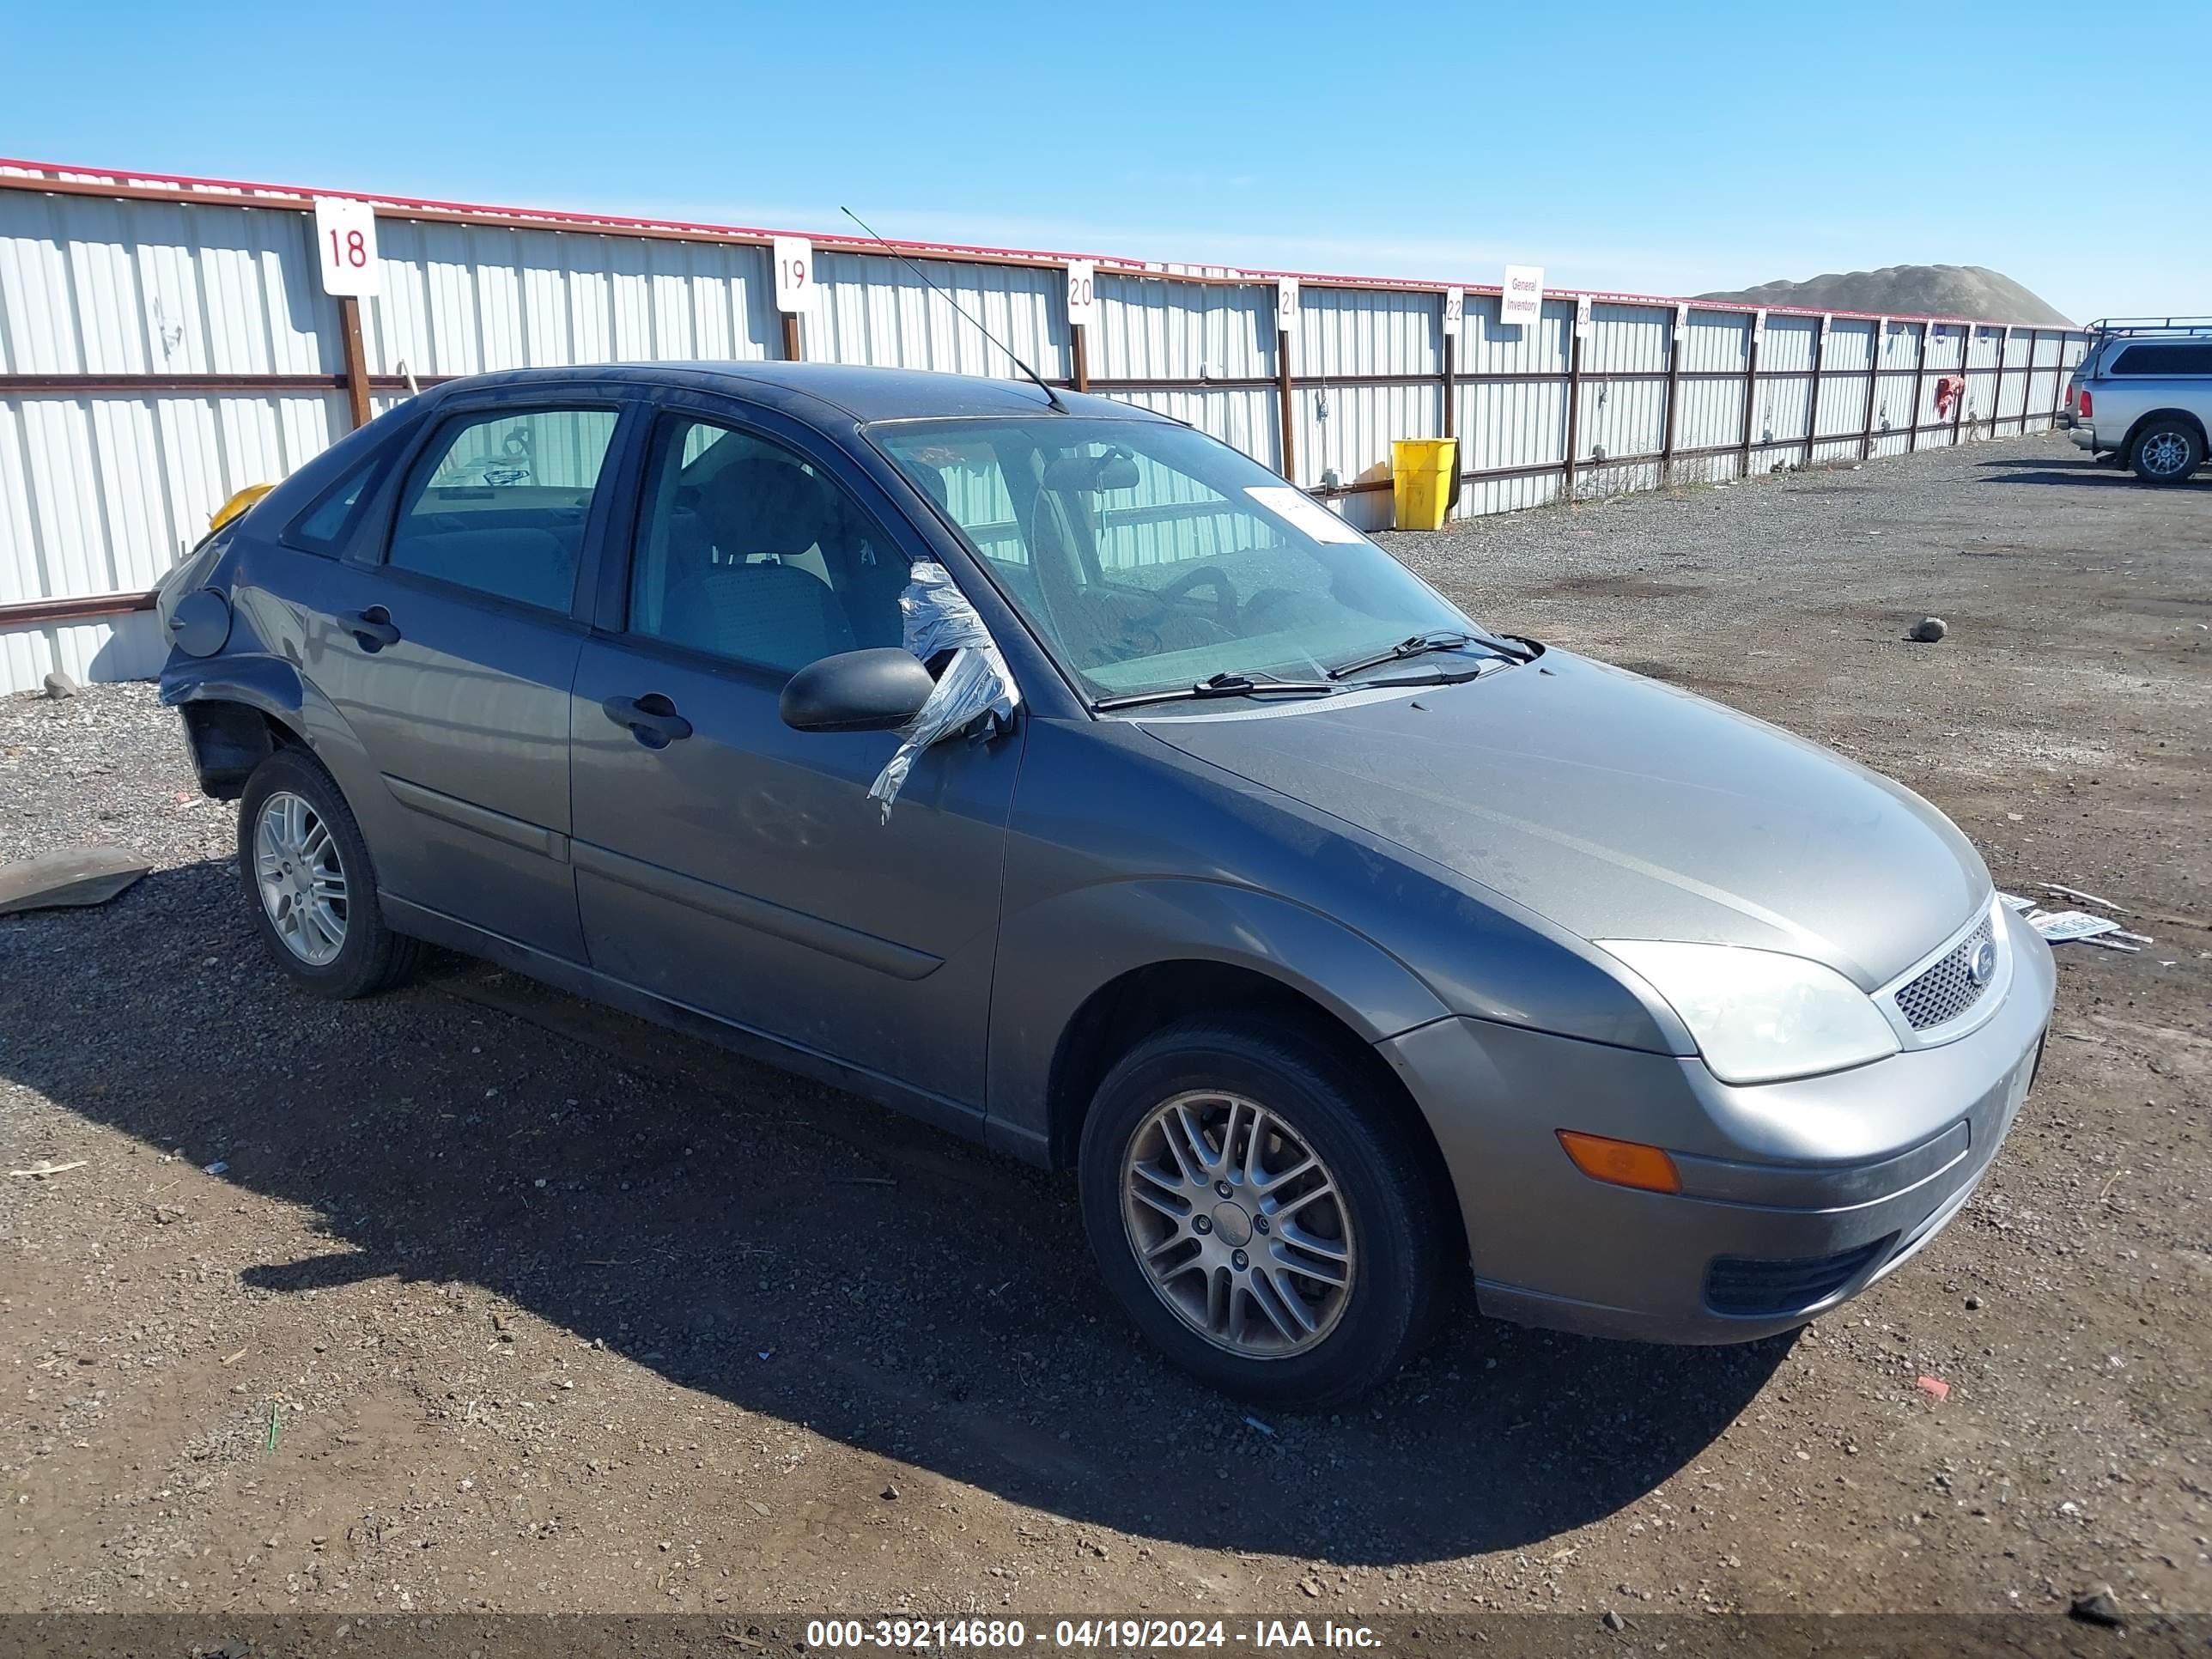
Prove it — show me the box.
[1391,438,1458,532]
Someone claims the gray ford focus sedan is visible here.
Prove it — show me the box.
[156,362,2053,1409]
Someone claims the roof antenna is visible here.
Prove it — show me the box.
[839,206,1066,412]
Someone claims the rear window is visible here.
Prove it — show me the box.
[2108,343,2212,377]
[385,408,619,612]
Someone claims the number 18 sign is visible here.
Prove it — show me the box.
[313,198,380,299]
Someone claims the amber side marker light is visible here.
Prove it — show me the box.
[1556,1130,1682,1194]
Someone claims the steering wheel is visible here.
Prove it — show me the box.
[1144,561,1240,627]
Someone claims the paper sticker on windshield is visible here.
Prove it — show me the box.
[1244,485,1364,544]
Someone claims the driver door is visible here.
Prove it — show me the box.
[567,399,1023,1117]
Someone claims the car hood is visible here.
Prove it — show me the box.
[1139,651,1990,988]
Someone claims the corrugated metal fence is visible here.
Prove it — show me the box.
[0,159,2090,693]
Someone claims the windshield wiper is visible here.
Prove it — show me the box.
[1094,671,1339,711]
[1324,630,1521,681]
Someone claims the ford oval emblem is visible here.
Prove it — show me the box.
[1968,939,1997,987]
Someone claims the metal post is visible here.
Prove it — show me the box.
[1803,316,1827,468]
[1275,327,1297,483]
[1069,322,1090,393]
[1964,320,1982,442]
[1440,325,1455,441]
[1907,322,1932,453]
[2047,331,2064,425]
[338,296,372,431]
[1737,311,1761,478]
[1660,309,1682,482]
[781,313,803,362]
[1563,317,1584,500]
[1859,319,1884,460]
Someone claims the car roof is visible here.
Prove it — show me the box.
[428,361,1170,426]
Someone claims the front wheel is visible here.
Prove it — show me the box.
[236,748,422,999]
[1077,1017,1456,1410]
[2130,419,2203,486]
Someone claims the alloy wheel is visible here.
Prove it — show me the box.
[253,790,349,965]
[2140,431,2191,478]
[1121,1090,1356,1358]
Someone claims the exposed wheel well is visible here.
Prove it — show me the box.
[2124,408,2209,455]
[1045,963,1459,1237]
[178,701,303,799]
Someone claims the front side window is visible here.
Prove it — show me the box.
[627,417,908,673]
[386,408,619,611]
[873,417,1477,700]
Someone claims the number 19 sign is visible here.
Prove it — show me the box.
[313,198,380,299]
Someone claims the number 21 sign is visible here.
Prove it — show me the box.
[313,198,380,299]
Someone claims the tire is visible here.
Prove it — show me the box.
[2129,419,2203,486]
[236,747,422,999]
[1077,1016,1456,1410]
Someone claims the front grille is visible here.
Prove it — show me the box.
[1705,1235,1896,1317]
[1893,915,1996,1030]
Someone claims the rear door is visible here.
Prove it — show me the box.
[567,397,1022,1115]
[309,395,636,961]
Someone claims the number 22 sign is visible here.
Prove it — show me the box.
[313,198,380,299]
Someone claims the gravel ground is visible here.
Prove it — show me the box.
[2,435,2208,1638]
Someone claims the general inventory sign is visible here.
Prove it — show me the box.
[1501,264,1544,325]
[313,198,380,299]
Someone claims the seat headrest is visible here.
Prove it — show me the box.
[699,457,840,559]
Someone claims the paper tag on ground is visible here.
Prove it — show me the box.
[2026,908,2120,942]
[1245,486,1363,544]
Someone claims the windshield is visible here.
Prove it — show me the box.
[868,416,1482,702]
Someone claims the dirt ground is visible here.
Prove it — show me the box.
[3,436,2208,1638]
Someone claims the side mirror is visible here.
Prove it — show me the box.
[780,647,936,734]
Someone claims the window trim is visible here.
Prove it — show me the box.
[375,398,632,622]
[602,404,914,682]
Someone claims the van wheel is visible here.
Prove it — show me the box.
[2130,420,2203,485]
[236,748,422,999]
[1077,1017,1454,1410]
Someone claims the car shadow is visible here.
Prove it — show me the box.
[1974,455,2211,489]
[3,858,1788,1566]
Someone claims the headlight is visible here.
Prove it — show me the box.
[1598,940,1899,1085]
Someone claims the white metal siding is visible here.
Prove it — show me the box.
[0,166,2094,692]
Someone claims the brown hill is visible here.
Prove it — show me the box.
[1696,264,2072,327]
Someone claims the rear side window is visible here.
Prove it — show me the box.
[288,457,379,551]
[2109,343,2212,377]
[386,409,620,611]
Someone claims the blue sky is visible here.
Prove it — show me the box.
[8,0,2204,321]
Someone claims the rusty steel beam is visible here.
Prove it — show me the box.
[1563,319,1585,500]
[0,590,158,628]
[1861,324,1887,461]
[1069,322,1090,394]
[1802,318,1827,467]
[1275,327,1297,482]
[1738,313,1763,478]
[1439,327,1455,441]
[1660,311,1683,483]
[338,295,372,430]
[781,313,803,363]
[1907,322,1934,453]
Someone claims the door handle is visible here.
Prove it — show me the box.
[338,606,402,651]
[602,693,693,748]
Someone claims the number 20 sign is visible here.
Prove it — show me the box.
[1065,261,1097,327]
[313,198,380,299]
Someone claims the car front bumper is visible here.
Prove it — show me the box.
[1377,919,2056,1343]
